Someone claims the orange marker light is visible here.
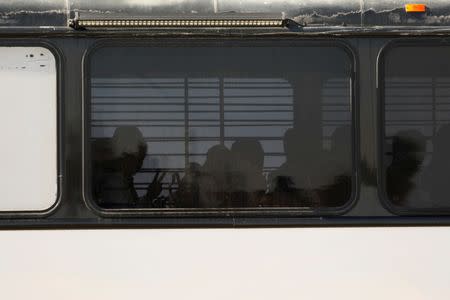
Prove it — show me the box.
[405,4,427,13]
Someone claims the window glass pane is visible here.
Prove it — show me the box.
[88,43,353,211]
[383,45,450,211]
[0,47,57,211]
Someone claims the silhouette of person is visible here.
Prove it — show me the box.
[268,128,312,207]
[386,129,426,206]
[423,124,450,207]
[230,139,267,207]
[93,126,165,208]
[319,126,352,207]
[198,144,233,208]
[269,126,344,208]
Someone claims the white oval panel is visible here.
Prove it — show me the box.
[0,46,57,211]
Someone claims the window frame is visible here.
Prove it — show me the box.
[82,38,359,218]
[377,38,450,216]
[0,40,63,218]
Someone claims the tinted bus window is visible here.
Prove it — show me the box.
[87,42,354,212]
[382,44,450,212]
[0,47,57,212]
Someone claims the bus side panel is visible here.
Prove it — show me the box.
[0,228,449,300]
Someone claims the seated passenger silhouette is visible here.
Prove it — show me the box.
[230,139,267,207]
[268,128,313,207]
[269,127,339,208]
[386,130,426,206]
[424,124,450,207]
[93,126,165,208]
[319,126,352,207]
[198,144,233,208]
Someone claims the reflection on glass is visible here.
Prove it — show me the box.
[89,45,353,210]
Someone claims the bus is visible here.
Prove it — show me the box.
[1,0,450,299]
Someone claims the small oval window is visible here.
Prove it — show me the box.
[0,46,58,212]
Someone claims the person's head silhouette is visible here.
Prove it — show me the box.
[203,144,232,174]
[111,126,147,176]
[391,130,426,166]
[231,139,264,171]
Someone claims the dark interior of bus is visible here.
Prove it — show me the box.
[383,45,450,211]
[88,44,354,211]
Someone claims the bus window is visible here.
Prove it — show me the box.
[382,44,450,212]
[86,42,354,212]
[0,46,57,212]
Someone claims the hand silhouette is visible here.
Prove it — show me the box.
[147,171,166,200]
